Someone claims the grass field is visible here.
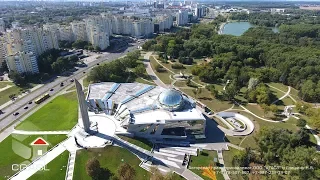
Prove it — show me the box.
[0,82,14,89]
[0,134,66,180]
[180,88,233,112]
[267,82,288,92]
[28,151,69,180]
[118,135,153,150]
[189,150,224,180]
[149,56,173,84]
[16,92,78,131]
[73,146,150,180]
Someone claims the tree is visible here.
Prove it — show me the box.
[224,81,239,101]
[117,163,136,180]
[9,71,26,86]
[86,158,101,179]
[155,64,163,72]
[192,88,202,99]
[248,78,259,90]
[94,46,102,51]
[150,166,177,180]
[0,61,8,72]
[206,84,218,98]
[296,119,307,127]
[134,64,145,77]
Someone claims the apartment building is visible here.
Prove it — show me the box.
[58,25,74,42]
[71,21,87,41]
[85,16,110,50]
[6,51,39,74]
[0,36,6,68]
[176,10,189,26]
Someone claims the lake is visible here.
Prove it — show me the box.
[221,22,279,36]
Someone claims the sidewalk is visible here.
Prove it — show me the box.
[0,84,43,110]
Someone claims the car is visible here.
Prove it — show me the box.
[28,101,32,104]
[0,110,3,114]
[24,106,28,110]
[13,112,19,116]
[83,71,86,73]
[60,82,64,87]
[70,79,74,82]
[50,88,54,91]
[97,63,100,65]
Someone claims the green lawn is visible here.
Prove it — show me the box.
[16,92,78,131]
[267,82,288,92]
[189,150,224,180]
[0,134,66,180]
[0,82,14,89]
[244,104,265,118]
[29,151,69,180]
[135,78,155,85]
[0,86,24,106]
[149,56,173,84]
[118,135,153,151]
[73,146,150,180]
[180,88,233,112]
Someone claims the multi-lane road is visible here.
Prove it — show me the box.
[0,43,140,132]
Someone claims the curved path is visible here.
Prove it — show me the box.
[143,52,168,88]
[272,86,291,104]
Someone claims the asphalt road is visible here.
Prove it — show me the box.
[0,43,140,132]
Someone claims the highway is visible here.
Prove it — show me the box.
[0,43,140,132]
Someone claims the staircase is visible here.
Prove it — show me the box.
[65,151,77,180]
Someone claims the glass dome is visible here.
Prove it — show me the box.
[158,89,183,109]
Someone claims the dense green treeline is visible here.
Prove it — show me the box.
[230,12,320,27]
[143,21,320,102]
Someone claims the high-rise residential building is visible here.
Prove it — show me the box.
[6,51,39,74]
[176,10,188,26]
[111,15,124,35]
[4,27,58,74]
[0,36,6,68]
[71,21,87,41]
[58,25,74,42]
[43,23,60,41]
[6,28,59,57]
[155,15,173,32]
[0,18,5,32]
[85,16,110,50]
[131,19,154,38]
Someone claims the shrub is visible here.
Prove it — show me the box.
[296,119,307,127]
[171,63,185,69]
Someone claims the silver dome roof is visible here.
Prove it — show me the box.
[158,89,183,107]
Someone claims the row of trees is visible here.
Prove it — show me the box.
[37,49,79,74]
[87,51,141,83]
[232,128,320,179]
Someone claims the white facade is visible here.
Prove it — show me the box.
[6,51,39,74]
[87,83,206,140]
[71,21,87,41]
[85,16,110,50]
[0,36,6,68]
[176,10,188,26]
[59,25,74,42]
[156,15,173,32]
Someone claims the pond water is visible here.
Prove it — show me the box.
[221,22,279,36]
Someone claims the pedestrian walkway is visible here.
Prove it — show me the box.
[0,85,12,92]
[65,151,77,180]
[305,125,320,151]
[272,86,291,104]
[143,52,168,88]
[217,150,230,180]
